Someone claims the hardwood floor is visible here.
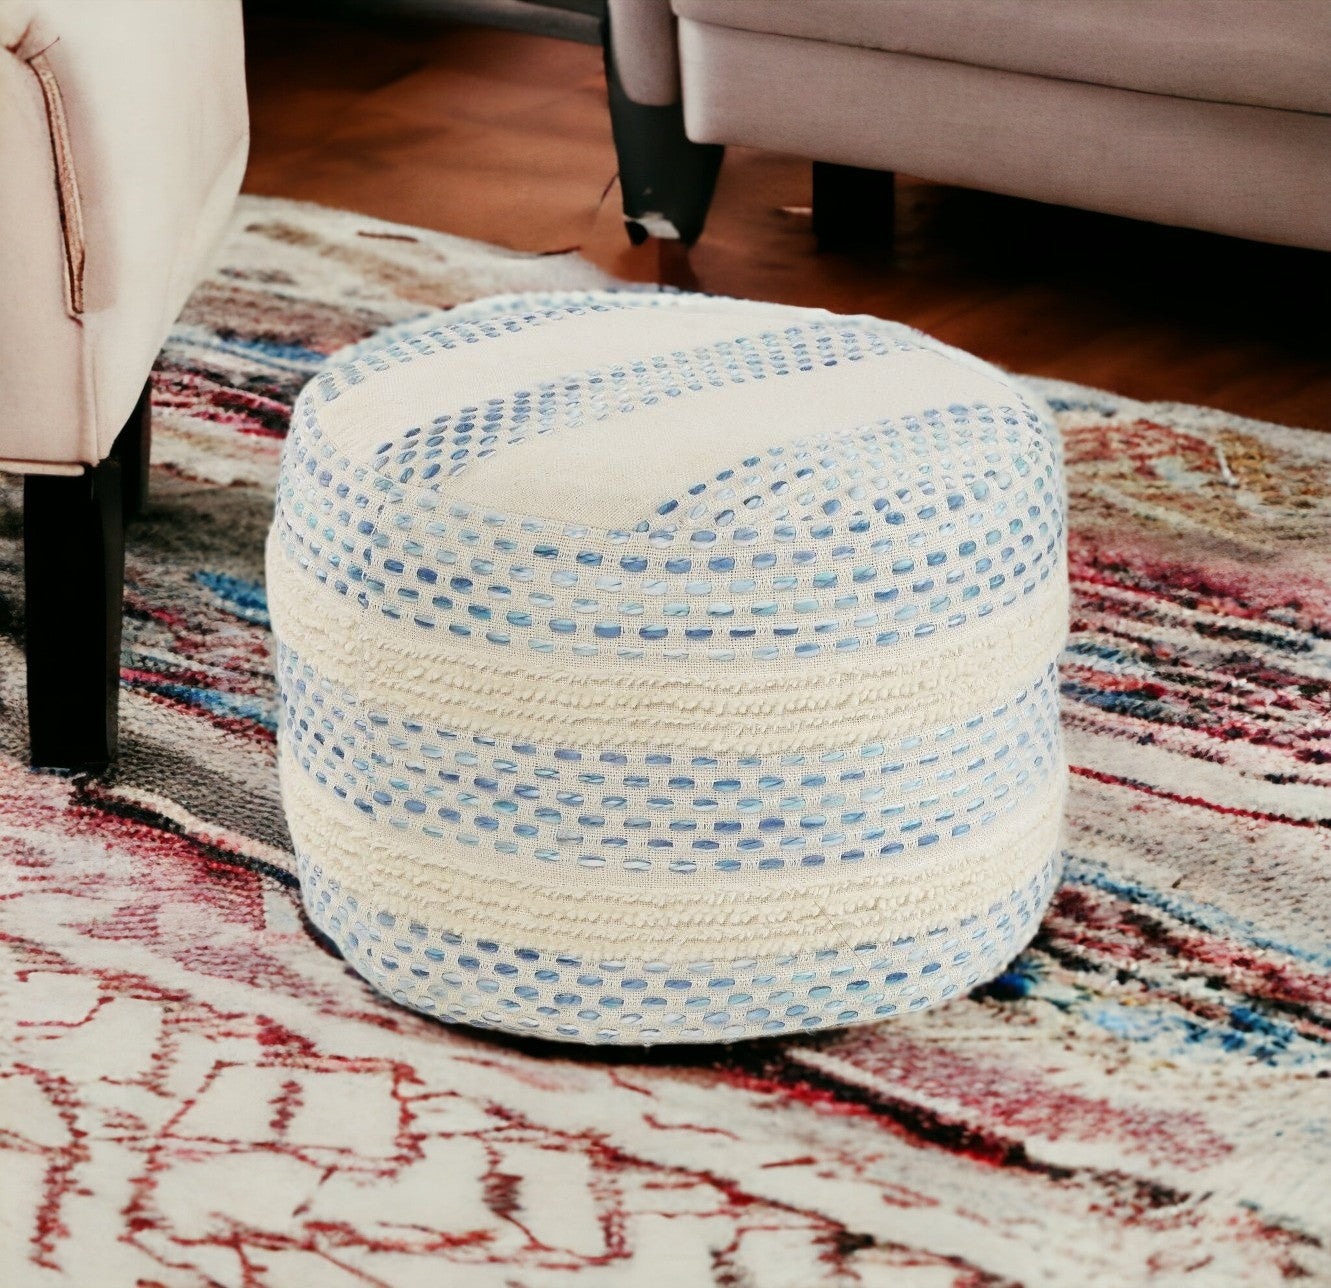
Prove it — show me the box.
[243,6,1331,430]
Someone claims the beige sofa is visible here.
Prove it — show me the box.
[604,0,1331,252]
[1,0,248,768]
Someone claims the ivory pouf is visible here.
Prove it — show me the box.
[268,290,1069,1045]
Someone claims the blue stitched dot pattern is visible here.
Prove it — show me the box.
[269,289,1069,1044]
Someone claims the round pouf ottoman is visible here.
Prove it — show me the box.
[268,289,1068,1044]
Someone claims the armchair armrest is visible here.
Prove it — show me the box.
[0,0,248,470]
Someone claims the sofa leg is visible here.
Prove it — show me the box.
[24,446,127,773]
[603,16,724,247]
[812,161,895,252]
[112,379,152,520]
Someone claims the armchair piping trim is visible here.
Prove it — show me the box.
[9,26,85,315]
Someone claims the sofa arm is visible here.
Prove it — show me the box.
[608,0,680,106]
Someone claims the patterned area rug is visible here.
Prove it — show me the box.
[2,196,1328,1288]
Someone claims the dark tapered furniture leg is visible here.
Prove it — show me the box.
[111,379,152,519]
[812,161,895,252]
[603,13,724,246]
[24,401,140,771]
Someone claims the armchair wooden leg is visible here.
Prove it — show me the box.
[111,379,152,520]
[23,384,148,771]
[812,161,895,252]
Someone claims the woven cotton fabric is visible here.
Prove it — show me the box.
[268,289,1070,1043]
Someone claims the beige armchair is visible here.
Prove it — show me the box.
[605,0,1331,253]
[1,0,248,769]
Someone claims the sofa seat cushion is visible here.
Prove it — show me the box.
[671,0,1331,115]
